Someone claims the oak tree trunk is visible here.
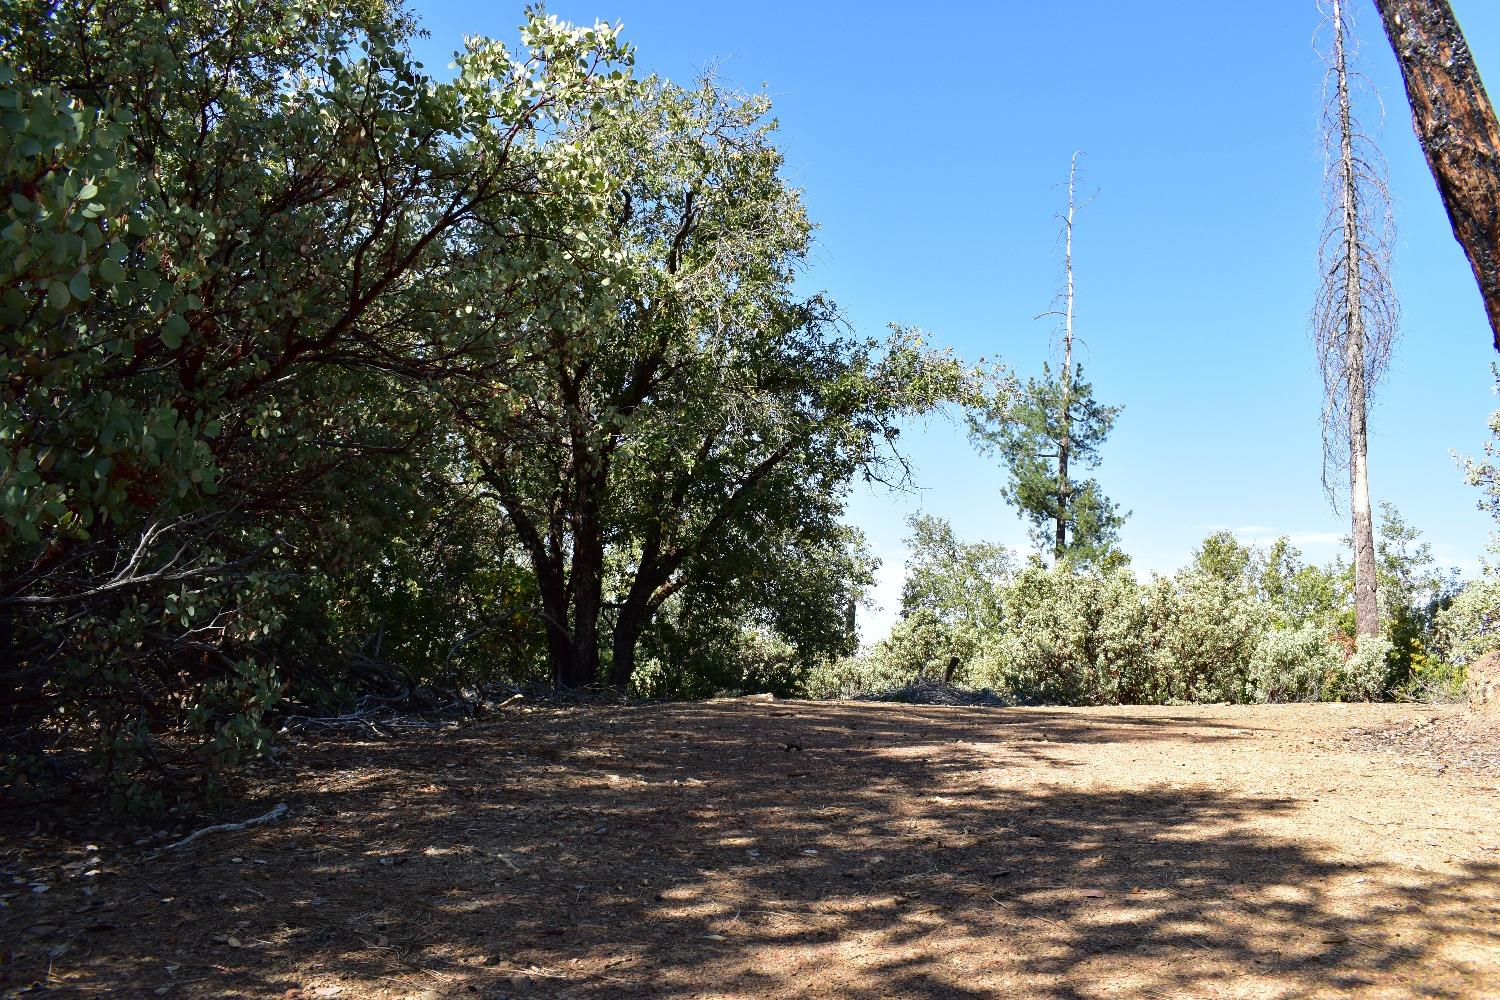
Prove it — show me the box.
[609,583,655,690]
[540,572,602,689]
[566,549,604,687]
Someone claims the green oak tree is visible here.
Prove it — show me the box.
[892,513,1012,677]
[456,78,992,688]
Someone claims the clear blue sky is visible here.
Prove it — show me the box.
[410,1,1500,641]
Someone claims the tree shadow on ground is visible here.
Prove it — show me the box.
[4,701,1497,998]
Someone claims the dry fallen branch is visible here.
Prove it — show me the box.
[166,802,289,851]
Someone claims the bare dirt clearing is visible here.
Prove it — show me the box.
[5,702,1500,998]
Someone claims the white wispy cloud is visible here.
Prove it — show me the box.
[1261,530,1346,547]
[1201,525,1348,549]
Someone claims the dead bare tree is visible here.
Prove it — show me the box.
[974,153,1124,566]
[1055,153,1081,560]
[1033,152,1090,561]
[1371,0,1500,349]
[1314,0,1400,640]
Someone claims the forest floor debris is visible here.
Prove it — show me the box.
[1349,707,1500,775]
[3,701,1499,998]
[856,677,1013,707]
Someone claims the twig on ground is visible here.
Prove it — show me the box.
[166,802,289,851]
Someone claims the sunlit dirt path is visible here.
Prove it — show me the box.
[5,701,1499,998]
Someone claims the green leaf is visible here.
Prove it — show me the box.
[98,257,126,285]
[68,270,90,301]
[47,280,70,310]
[161,313,187,349]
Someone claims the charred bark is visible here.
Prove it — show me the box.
[1373,0,1500,349]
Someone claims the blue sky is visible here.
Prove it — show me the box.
[411,1,1500,641]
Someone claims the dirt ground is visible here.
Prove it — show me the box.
[4,700,1500,999]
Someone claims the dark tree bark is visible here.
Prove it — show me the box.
[1372,0,1500,349]
[608,574,677,690]
[564,541,604,687]
[485,482,603,689]
[540,581,588,688]
[608,596,650,690]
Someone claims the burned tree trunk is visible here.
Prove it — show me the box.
[1372,0,1500,349]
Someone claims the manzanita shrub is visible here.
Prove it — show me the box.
[827,520,1452,708]
[0,0,635,803]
